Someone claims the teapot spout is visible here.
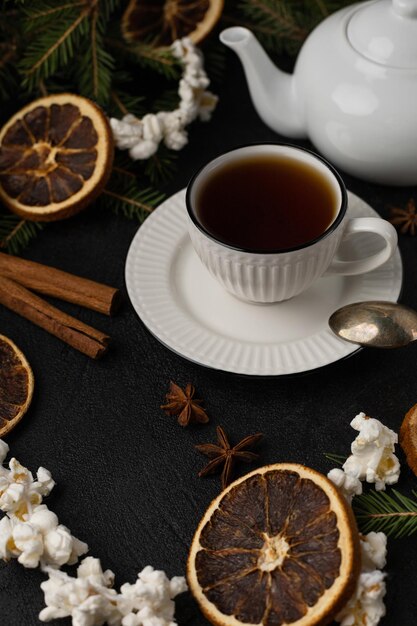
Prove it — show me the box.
[220,27,306,138]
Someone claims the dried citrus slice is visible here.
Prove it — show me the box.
[0,335,34,437]
[400,403,417,476]
[188,463,360,626]
[121,0,224,46]
[0,94,113,222]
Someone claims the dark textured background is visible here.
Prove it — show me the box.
[1,50,417,626]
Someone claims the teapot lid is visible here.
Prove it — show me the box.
[347,0,417,68]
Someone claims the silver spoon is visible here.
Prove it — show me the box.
[329,301,417,348]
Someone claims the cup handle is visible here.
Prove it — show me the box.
[326,218,398,276]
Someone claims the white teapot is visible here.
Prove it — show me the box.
[221,0,417,185]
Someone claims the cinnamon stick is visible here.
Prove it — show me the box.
[0,276,109,359]
[0,252,121,316]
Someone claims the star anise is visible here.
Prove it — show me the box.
[389,198,417,235]
[161,381,209,426]
[196,426,263,489]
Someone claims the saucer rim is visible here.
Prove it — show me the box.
[132,315,364,379]
[125,189,403,377]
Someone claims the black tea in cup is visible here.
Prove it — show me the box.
[194,154,338,251]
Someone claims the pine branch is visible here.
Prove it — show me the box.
[237,0,309,54]
[73,5,115,105]
[0,44,19,101]
[22,1,85,22]
[96,0,121,23]
[90,8,100,98]
[144,145,177,186]
[107,37,181,81]
[0,214,43,255]
[19,4,90,90]
[132,44,180,79]
[102,167,164,221]
[236,0,354,55]
[313,0,330,17]
[42,74,77,95]
[101,188,163,220]
[109,84,147,119]
[0,12,20,100]
[151,88,179,114]
[323,453,346,466]
[110,144,177,187]
[1,1,25,6]
[353,489,417,538]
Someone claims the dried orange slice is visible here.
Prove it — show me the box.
[0,94,113,222]
[188,463,360,626]
[0,335,34,437]
[400,403,417,476]
[121,0,224,46]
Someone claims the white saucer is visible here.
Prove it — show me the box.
[125,189,402,376]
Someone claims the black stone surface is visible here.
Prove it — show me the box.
[1,51,417,626]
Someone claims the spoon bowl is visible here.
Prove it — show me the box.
[329,301,417,348]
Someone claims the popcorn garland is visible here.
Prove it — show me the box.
[0,413,401,626]
[40,560,187,626]
[110,38,218,161]
[0,506,88,570]
[0,440,186,626]
[0,440,87,570]
[327,412,400,626]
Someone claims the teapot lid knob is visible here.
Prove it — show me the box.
[347,0,417,69]
[392,0,417,18]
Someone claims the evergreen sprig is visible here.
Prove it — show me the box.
[102,165,165,221]
[0,213,43,254]
[105,34,181,82]
[353,489,417,538]
[323,452,346,466]
[151,88,179,115]
[235,0,354,55]
[73,12,115,105]
[144,145,177,185]
[108,87,147,119]
[18,1,123,99]
[129,43,180,80]
[0,52,18,101]
[0,7,20,101]
[19,3,91,91]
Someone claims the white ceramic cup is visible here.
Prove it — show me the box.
[186,144,398,303]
